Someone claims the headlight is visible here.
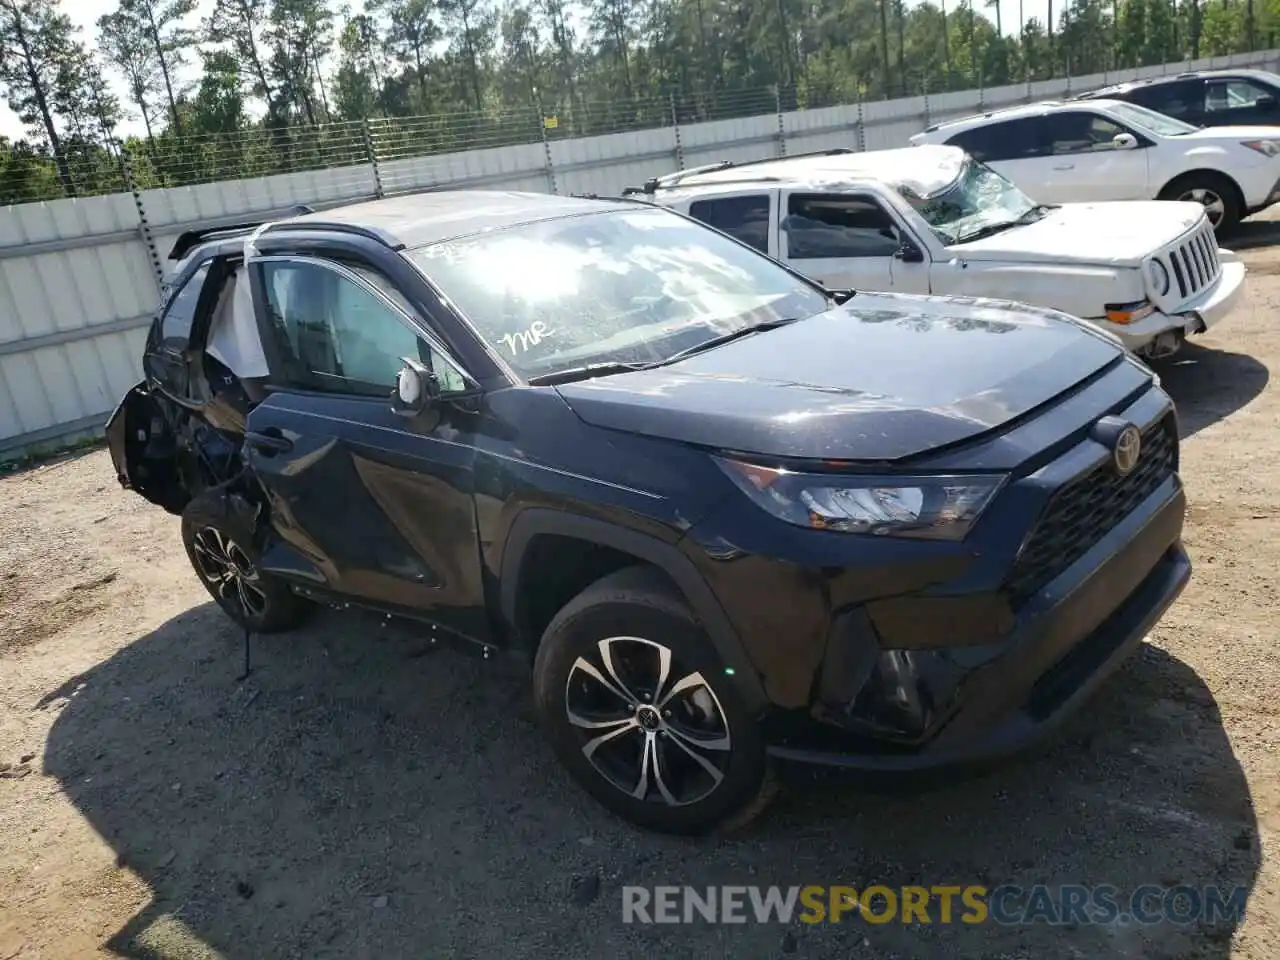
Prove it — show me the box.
[1146,259,1170,296]
[1242,139,1280,157]
[714,458,1004,540]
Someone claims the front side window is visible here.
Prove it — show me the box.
[1206,78,1274,112]
[157,262,210,353]
[410,206,829,379]
[1044,111,1129,154]
[259,260,458,396]
[781,196,902,259]
[903,159,1041,245]
[687,195,771,253]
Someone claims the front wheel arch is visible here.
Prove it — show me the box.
[1157,169,1245,231]
[497,509,767,714]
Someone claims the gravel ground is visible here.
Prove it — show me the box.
[3,220,1280,959]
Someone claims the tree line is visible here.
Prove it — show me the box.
[0,0,1276,204]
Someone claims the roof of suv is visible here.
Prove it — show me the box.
[167,190,630,264]
[915,98,1135,138]
[639,144,970,200]
[287,190,623,248]
[1076,67,1278,100]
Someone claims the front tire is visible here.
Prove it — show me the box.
[533,566,775,835]
[1159,171,1242,232]
[181,491,312,633]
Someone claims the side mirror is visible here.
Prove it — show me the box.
[1257,94,1278,112]
[895,242,925,263]
[1112,132,1139,150]
[390,357,440,417]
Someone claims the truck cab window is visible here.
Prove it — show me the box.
[782,196,901,259]
[688,195,771,253]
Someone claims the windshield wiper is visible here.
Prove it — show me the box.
[652,317,804,368]
[527,361,651,386]
[956,205,1052,243]
[527,316,806,385]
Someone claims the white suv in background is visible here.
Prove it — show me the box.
[630,146,1245,359]
[909,98,1280,231]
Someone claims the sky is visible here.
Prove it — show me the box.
[0,0,1055,142]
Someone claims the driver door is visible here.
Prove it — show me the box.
[778,191,928,293]
[243,254,489,639]
[1034,111,1151,203]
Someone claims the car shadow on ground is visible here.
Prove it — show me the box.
[41,601,1258,959]
[1153,341,1269,439]
[1223,217,1280,252]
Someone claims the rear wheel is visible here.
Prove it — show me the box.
[533,566,775,835]
[181,491,312,633]
[1159,171,1242,232]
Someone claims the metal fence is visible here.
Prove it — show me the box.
[1,49,1277,461]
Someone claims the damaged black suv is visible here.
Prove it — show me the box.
[108,191,1191,834]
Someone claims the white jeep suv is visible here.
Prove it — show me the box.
[909,98,1280,232]
[630,145,1245,358]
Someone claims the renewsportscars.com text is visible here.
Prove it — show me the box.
[621,884,1248,926]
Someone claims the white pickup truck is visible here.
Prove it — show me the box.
[628,145,1246,358]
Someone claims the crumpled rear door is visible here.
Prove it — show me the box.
[104,381,190,515]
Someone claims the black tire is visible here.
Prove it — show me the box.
[1159,171,1242,233]
[180,490,312,633]
[533,566,776,835]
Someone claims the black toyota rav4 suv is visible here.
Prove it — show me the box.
[107,191,1191,834]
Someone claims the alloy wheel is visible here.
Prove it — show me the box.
[564,635,732,806]
[1178,187,1226,226]
[191,526,267,621]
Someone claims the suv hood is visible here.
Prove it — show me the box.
[555,292,1123,462]
[1180,124,1280,142]
[954,201,1205,265]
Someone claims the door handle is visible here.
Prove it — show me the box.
[1052,163,1075,170]
[244,430,293,453]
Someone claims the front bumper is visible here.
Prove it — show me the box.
[1095,257,1246,353]
[768,493,1189,773]
[1237,161,1280,211]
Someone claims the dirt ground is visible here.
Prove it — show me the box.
[4,223,1280,960]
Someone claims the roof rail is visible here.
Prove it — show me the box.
[167,204,313,260]
[571,191,653,204]
[621,148,858,195]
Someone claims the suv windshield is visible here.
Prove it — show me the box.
[904,160,1042,245]
[1108,101,1200,136]
[410,206,831,379]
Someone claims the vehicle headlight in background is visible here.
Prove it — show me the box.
[1242,139,1280,157]
[1146,259,1171,296]
[714,458,1004,540]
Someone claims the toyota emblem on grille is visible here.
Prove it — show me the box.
[1113,424,1142,476]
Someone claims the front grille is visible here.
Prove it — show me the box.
[1161,223,1220,302]
[1003,418,1177,606]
